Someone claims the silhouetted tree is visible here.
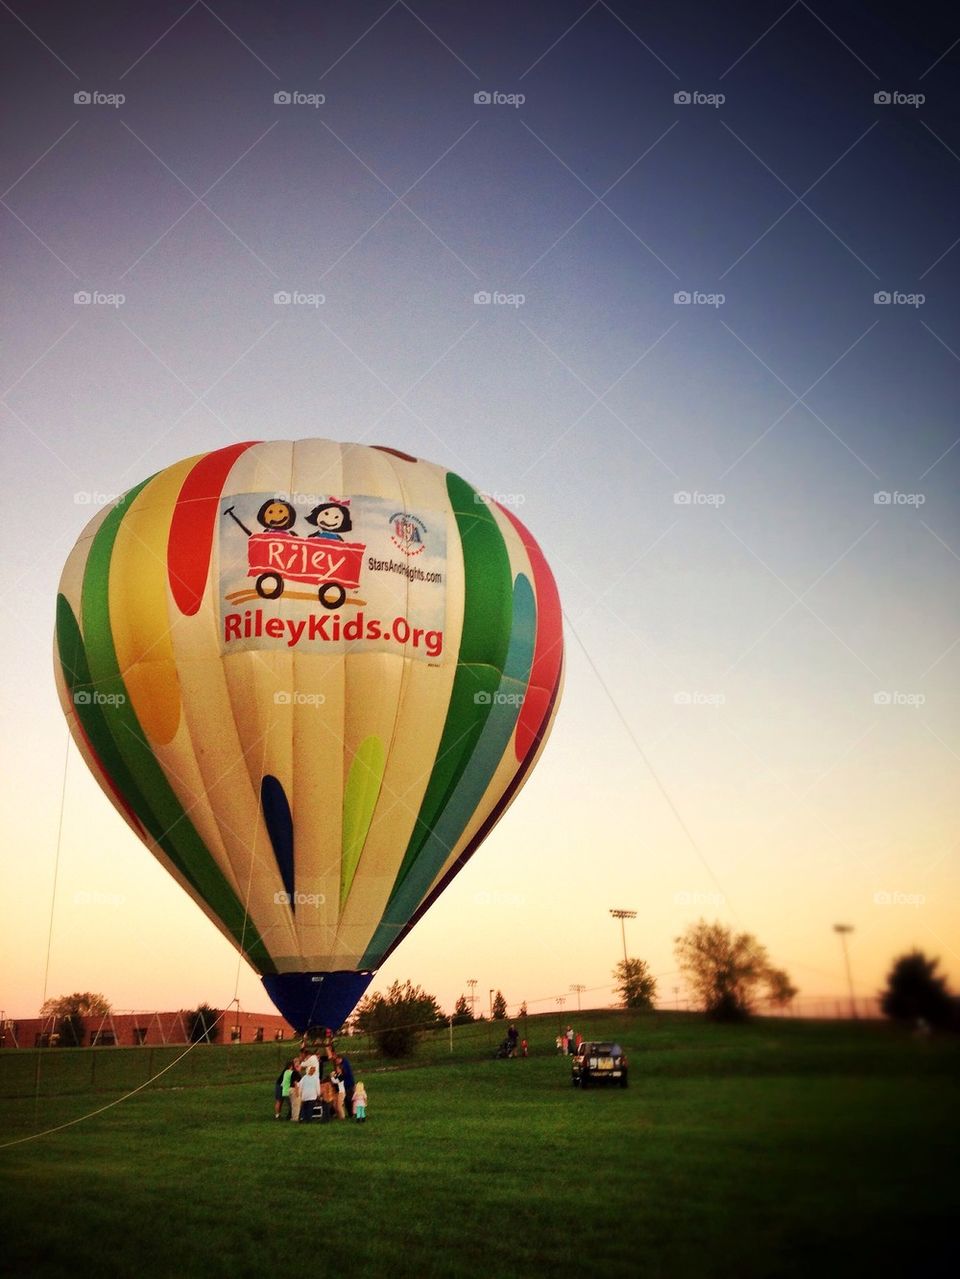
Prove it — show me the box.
[881,950,954,1028]
[40,992,110,1018]
[492,990,507,1020]
[187,1004,220,1043]
[614,958,657,1010]
[355,980,443,1057]
[675,919,794,1021]
[453,994,474,1025]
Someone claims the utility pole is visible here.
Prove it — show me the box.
[489,988,494,1018]
[570,983,586,1012]
[609,908,637,965]
[833,924,857,1019]
[467,978,478,1019]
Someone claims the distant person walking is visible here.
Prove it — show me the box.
[566,1026,575,1055]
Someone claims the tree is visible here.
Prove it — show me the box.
[187,1004,220,1043]
[881,950,954,1028]
[492,990,507,1020]
[355,980,443,1057]
[39,992,111,1018]
[39,992,111,1048]
[453,994,474,1025]
[765,968,798,1009]
[614,958,657,1010]
[675,919,794,1021]
[518,1001,528,1017]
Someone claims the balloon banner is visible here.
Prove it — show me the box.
[54,441,563,1032]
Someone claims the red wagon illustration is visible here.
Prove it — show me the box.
[247,532,366,609]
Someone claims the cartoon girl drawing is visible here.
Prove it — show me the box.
[305,501,352,541]
[256,499,299,536]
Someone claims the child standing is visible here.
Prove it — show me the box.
[353,1080,368,1122]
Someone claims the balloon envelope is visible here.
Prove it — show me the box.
[55,441,563,1031]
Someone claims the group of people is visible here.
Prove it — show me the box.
[556,1025,582,1056]
[273,1036,368,1124]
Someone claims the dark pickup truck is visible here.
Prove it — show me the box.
[571,1041,628,1088]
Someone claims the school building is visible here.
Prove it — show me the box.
[0,1007,295,1049]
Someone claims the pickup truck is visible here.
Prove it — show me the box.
[571,1041,628,1088]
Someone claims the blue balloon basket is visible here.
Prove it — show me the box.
[261,970,375,1034]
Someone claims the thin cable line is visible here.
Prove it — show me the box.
[562,610,736,918]
[34,731,71,1122]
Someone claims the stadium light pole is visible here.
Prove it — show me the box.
[833,924,857,1019]
[570,983,586,1012]
[609,908,637,965]
[467,978,478,1019]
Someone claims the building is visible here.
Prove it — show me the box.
[0,1007,294,1048]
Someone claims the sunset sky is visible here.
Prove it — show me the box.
[1,1,958,1022]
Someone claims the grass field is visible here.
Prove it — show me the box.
[1,1011,957,1278]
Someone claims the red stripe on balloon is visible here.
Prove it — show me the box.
[168,442,260,616]
[496,503,563,762]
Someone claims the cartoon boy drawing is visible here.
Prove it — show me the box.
[305,501,352,541]
[257,499,299,535]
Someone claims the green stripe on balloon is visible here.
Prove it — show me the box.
[362,474,515,959]
[78,486,276,974]
[360,571,536,967]
[340,735,387,911]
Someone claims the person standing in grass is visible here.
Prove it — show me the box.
[352,1080,367,1122]
[298,1058,320,1122]
[331,1065,347,1119]
[335,1052,355,1116]
[289,1070,302,1123]
[273,1059,296,1120]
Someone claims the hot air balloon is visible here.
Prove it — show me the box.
[54,441,563,1032]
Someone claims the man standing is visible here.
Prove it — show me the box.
[336,1052,355,1117]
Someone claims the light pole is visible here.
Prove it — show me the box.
[489,988,494,1018]
[833,924,857,1019]
[467,978,478,1019]
[570,983,585,1012]
[609,908,636,965]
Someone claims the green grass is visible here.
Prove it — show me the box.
[1,1012,957,1278]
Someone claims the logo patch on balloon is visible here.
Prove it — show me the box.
[218,493,446,659]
